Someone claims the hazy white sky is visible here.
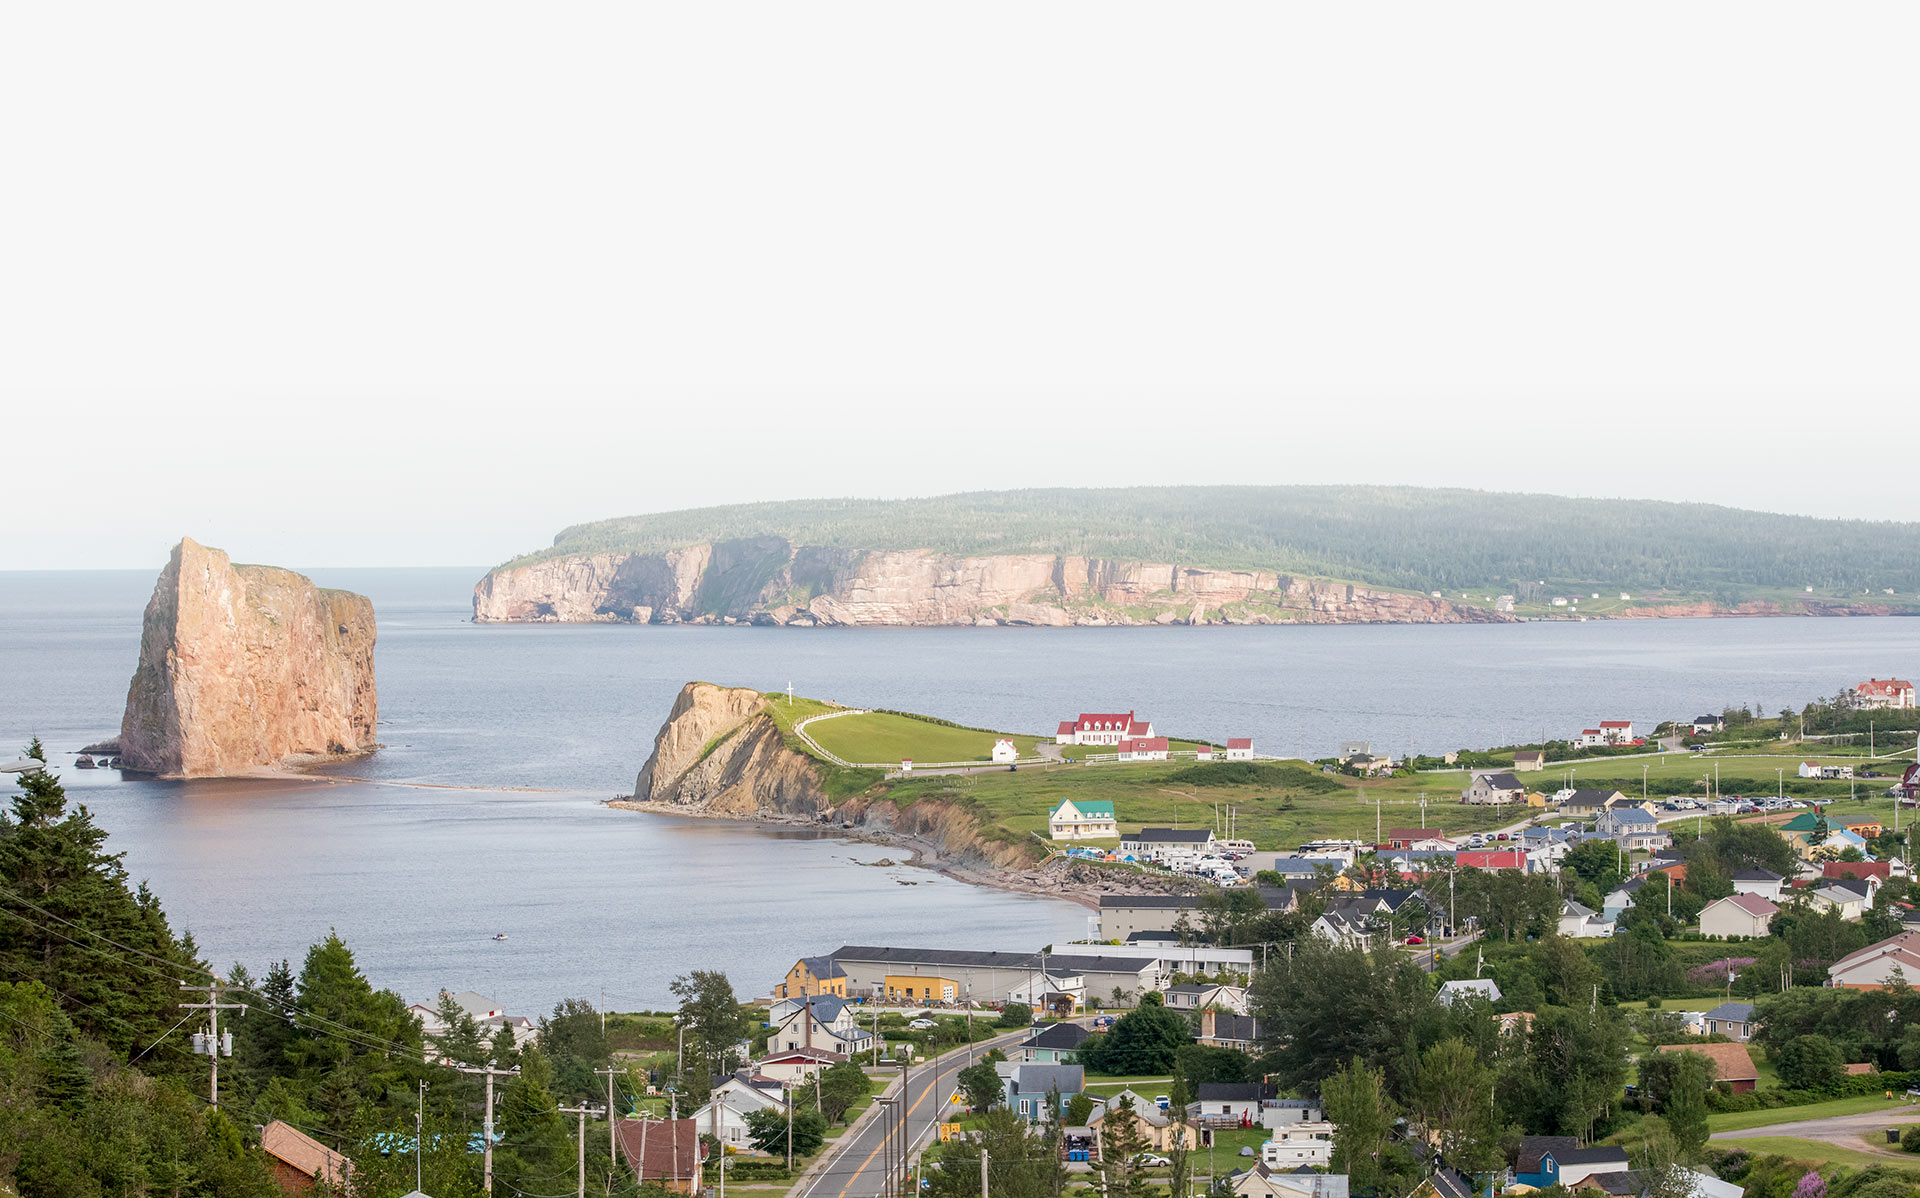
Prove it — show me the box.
[2,3,1915,570]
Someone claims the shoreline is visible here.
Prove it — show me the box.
[607,798,1113,910]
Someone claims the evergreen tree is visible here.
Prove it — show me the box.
[1094,1095,1154,1198]
[0,743,201,1060]
[282,932,424,1132]
[495,1047,572,1193]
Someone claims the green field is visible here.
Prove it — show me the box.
[1709,1095,1912,1132]
[803,710,1045,766]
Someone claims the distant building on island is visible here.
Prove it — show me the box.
[1056,711,1156,746]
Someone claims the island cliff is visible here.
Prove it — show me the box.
[478,543,1504,627]
[119,538,378,778]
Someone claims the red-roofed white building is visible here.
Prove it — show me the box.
[1599,720,1634,744]
[1577,729,1606,748]
[1117,737,1170,762]
[1456,850,1531,873]
[1224,738,1254,762]
[1058,711,1155,746]
[1853,679,1916,710]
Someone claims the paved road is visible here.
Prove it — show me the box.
[794,1029,1032,1198]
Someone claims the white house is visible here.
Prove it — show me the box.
[1557,900,1608,938]
[753,1047,844,1085]
[691,1076,787,1151]
[1731,869,1787,903]
[1852,679,1916,711]
[1577,729,1607,748]
[1599,720,1634,744]
[1117,737,1170,762]
[764,995,873,1056]
[1830,932,1920,988]
[1258,1099,1324,1129]
[1699,893,1779,939]
[1435,979,1502,1008]
[1461,771,1526,805]
[1807,886,1866,922]
[1224,738,1255,762]
[1057,712,1156,746]
[1048,799,1117,840]
[992,739,1019,764]
[1260,1123,1336,1168]
[1164,983,1250,1014]
[1118,828,1216,859]
[1691,714,1725,735]
[410,990,538,1051]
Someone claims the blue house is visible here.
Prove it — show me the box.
[1017,1022,1090,1064]
[1002,1063,1083,1121]
[1513,1137,1630,1189]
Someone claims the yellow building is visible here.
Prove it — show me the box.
[884,974,957,1003]
[775,956,848,1000]
[1523,792,1548,808]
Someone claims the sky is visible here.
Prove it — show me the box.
[1,2,1915,570]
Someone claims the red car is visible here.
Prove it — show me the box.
[1405,935,1425,945]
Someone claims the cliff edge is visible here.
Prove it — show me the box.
[631,682,829,817]
[119,538,378,777]
[477,542,1503,627]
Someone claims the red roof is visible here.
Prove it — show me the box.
[1601,721,1632,728]
[1226,738,1253,750]
[1077,711,1138,730]
[1718,892,1780,918]
[1824,861,1893,881]
[1456,850,1527,870]
[614,1118,701,1181]
[1582,729,1601,736]
[1057,721,1076,735]
[1857,679,1914,696]
[1119,737,1169,752]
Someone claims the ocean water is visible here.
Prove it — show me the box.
[2,567,1916,1012]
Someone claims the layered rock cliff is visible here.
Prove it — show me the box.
[119,538,378,777]
[627,683,1050,875]
[477,540,1511,627]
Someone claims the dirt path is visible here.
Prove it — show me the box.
[1712,1108,1920,1157]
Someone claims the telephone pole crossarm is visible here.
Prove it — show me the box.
[179,979,246,1109]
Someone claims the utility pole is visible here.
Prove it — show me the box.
[981,1148,990,1198]
[416,1081,427,1194]
[596,1066,621,1176]
[179,979,244,1110]
[455,1062,520,1194]
[560,1103,602,1198]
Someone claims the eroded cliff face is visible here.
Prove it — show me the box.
[477,540,1513,627]
[627,682,1047,872]
[119,538,377,777]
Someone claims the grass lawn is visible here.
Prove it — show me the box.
[1709,1095,1912,1132]
[805,710,1045,766]
[1712,1136,1918,1171]
[1081,1074,1174,1097]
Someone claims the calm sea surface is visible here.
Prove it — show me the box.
[3,568,1916,1011]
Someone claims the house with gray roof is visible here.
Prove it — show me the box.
[1596,807,1670,852]
[1017,1021,1089,1063]
[1002,1063,1083,1121]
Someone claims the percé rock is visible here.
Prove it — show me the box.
[119,538,377,778]
[476,540,1513,627]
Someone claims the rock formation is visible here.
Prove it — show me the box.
[476,540,1515,627]
[119,538,378,777]
[628,682,1050,874]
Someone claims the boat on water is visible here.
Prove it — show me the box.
[492,933,508,941]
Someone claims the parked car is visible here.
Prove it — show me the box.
[908,1018,936,1030]
[1092,1015,1116,1028]
[1405,935,1425,945]
[1133,1155,1170,1168]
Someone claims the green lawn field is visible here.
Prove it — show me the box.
[1709,1095,1911,1132]
[1710,1136,1915,1171]
[803,710,1045,766]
